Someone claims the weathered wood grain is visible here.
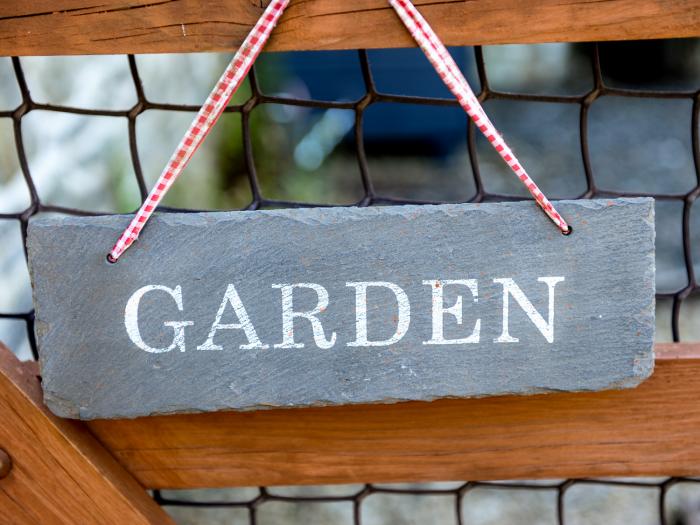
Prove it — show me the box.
[0,343,173,524]
[28,199,654,419]
[1,0,699,57]
[85,343,700,488]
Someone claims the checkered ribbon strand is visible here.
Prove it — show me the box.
[109,0,568,262]
[389,0,569,234]
[108,0,290,261]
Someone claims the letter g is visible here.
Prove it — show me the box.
[124,285,193,353]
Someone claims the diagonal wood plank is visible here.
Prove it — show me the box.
[88,343,700,488]
[0,0,699,57]
[0,343,172,524]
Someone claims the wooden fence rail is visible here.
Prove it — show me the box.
[2,342,700,492]
[1,0,700,57]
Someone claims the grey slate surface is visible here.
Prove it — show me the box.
[27,198,655,420]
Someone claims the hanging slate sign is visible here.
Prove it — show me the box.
[27,198,655,420]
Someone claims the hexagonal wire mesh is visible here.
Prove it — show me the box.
[1,41,699,524]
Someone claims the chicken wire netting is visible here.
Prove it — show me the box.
[1,39,699,524]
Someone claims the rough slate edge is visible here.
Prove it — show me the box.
[26,198,656,419]
[28,199,656,417]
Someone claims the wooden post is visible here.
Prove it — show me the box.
[0,344,173,524]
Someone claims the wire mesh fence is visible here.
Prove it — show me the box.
[153,479,700,525]
[1,40,699,524]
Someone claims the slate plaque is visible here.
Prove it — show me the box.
[27,198,655,420]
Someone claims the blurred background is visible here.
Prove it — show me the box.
[1,39,700,524]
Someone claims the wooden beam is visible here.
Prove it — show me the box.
[0,344,173,524]
[1,0,699,57]
[87,343,700,489]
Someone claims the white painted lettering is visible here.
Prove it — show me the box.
[493,277,565,343]
[423,279,480,345]
[346,281,410,347]
[272,283,336,349]
[197,283,267,350]
[125,285,193,353]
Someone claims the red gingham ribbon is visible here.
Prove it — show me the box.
[108,0,290,261]
[389,0,569,234]
[109,0,567,261]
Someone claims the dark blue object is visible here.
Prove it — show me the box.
[273,48,476,156]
